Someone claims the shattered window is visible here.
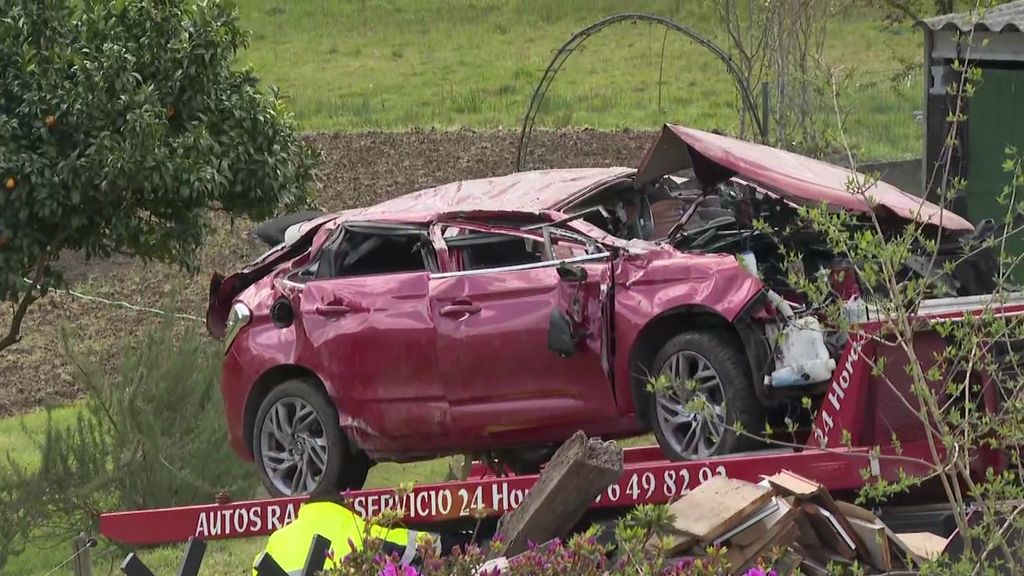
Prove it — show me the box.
[317,226,431,278]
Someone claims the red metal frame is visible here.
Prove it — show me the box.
[100,301,1019,546]
[100,443,935,545]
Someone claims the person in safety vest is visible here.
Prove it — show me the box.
[253,488,443,575]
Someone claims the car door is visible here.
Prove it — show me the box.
[429,222,617,447]
[295,223,451,453]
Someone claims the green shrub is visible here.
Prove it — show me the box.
[0,312,258,568]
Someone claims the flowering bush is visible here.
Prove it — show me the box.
[320,504,776,576]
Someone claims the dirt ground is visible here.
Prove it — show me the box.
[0,129,657,416]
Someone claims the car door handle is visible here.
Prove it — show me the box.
[315,304,352,316]
[440,303,481,317]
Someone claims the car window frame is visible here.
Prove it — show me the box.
[430,221,609,278]
[292,221,437,283]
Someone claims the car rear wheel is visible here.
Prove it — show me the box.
[648,331,763,460]
[253,379,369,497]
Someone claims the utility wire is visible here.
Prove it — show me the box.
[41,537,97,576]
[21,277,203,322]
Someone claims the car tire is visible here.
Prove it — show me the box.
[647,331,763,460]
[253,379,369,497]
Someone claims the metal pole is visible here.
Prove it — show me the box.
[175,538,207,576]
[301,535,333,576]
[72,533,93,576]
[120,553,156,576]
[254,553,289,576]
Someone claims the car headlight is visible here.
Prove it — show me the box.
[224,302,252,354]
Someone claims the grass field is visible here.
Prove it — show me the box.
[0,405,649,574]
[0,405,454,574]
[235,0,923,159]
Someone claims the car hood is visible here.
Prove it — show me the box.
[635,124,973,232]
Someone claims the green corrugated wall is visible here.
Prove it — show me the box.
[967,66,1024,282]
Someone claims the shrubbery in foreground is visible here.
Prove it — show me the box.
[319,504,777,576]
[0,313,259,569]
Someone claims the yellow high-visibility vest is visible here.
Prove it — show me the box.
[252,501,435,575]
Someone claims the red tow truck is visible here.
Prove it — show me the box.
[100,292,1018,545]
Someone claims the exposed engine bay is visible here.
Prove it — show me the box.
[578,174,997,299]
[575,173,999,405]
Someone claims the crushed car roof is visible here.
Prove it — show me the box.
[346,167,632,222]
[306,125,971,232]
[636,125,973,231]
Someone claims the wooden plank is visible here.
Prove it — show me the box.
[653,529,697,555]
[725,520,798,575]
[773,549,804,576]
[721,498,790,547]
[793,510,823,551]
[834,501,880,524]
[845,517,892,571]
[802,503,856,560]
[766,471,821,498]
[666,476,774,543]
[797,556,830,576]
[493,431,623,557]
[766,471,869,565]
[728,518,768,548]
[893,531,947,562]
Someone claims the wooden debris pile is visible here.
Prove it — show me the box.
[653,471,955,575]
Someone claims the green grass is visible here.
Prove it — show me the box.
[91,461,454,575]
[1,405,653,574]
[0,405,80,468]
[235,0,924,159]
[0,404,452,575]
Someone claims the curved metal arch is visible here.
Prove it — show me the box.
[515,13,765,172]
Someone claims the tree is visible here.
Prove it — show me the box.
[717,6,1024,569]
[708,0,848,157]
[0,0,318,353]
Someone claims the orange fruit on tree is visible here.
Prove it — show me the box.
[45,115,56,129]
[4,177,14,191]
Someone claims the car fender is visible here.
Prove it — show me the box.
[610,247,766,418]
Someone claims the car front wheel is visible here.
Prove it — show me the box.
[253,379,369,497]
[648,331,763,460]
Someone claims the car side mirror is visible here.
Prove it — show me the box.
[547,308,577,358]
[557,263,587,283]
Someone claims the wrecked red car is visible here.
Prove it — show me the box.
[207,125,992,497]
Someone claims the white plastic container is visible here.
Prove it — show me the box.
[769,316,837,388]
[843,296,868,325]
[738,250,759,278]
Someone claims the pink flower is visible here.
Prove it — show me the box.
[744,567,776,576]
[378,560,418,576]
[676,558,693,568]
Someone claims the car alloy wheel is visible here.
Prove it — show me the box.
[259,396,330,496]
[653,350,727,458]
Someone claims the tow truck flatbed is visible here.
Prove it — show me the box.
[99,295,1021,546]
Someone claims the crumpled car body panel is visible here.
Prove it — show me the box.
[635,124,973,231]
[211,125,983,463]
